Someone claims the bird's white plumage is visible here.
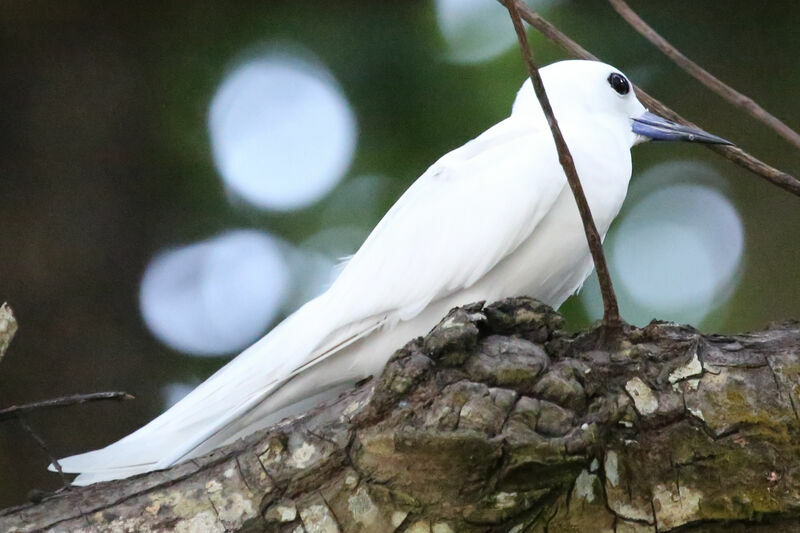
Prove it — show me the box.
[57,60,648,484]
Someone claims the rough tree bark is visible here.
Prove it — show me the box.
[2,298,800,532]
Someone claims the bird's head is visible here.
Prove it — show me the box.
[512,59,732,148]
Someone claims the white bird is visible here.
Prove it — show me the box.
[56,60,730,485]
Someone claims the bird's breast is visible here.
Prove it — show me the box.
[474,131,632,307]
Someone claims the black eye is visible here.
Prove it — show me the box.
[607,72,630,95]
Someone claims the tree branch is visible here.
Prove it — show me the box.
[608,0,800,151]
[502,0,621,327]
[0,392,135,423]
[511,2,800,198]
[4,299,800,531]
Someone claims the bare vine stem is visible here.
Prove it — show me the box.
[0,392,134,490]
[17,415,69,486]
[0,306,134,496]
[0,392,135,422]
[608,0,800,151]
[510,2,800,198]
[502,0,621,327]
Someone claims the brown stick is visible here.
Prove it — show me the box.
[0,392,134,422]
[502,0,621,327]
[512,3,800,198]
[16,415,69,485]
[608,0,800,151]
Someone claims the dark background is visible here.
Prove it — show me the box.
[1,1,798,507]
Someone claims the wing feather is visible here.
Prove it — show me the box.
[58,114,569,482]
[327,116,566,324]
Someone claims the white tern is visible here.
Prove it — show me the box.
[55,60,730,485]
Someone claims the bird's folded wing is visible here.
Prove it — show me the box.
[327,117,567,324]
[57,117,568,479]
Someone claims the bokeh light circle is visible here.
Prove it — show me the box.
[435,0,562,64]
[581,161,745,326]
[612,184,744,317]
[140,229,290,356]
[162,382,197,409]
[209,51,357,211]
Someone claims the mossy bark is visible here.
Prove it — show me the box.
[2,298,800,532]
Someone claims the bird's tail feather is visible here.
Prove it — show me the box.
[56,295,346,484]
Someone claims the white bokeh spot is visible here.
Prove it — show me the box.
[140,229,290,356]
[435,0,562,64]
[209,51,357,211]
[162,382,197,409]
[581,161,744,326]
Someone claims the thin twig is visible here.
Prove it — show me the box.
[17,415,69,486]
[0,391,135,422]
[635,93,800,196]
[18,414,92,526]
[502,0,621,327]
[608,0,800,151]
[510,2,800,198]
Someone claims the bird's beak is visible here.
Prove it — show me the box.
[632,111,733,145]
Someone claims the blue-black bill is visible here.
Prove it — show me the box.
[633,111,733,145]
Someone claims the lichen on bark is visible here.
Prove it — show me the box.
[2,299,800,532]
[0,303,18,363]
